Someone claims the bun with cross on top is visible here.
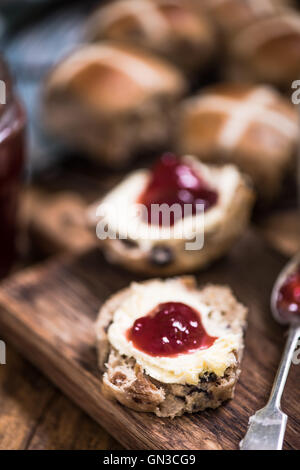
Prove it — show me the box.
[85,0,217,75]
[43,43,186,167]
[176,83,298,201]
[226,8,300,88]
[199,0,293,37]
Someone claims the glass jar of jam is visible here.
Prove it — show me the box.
[0,56,26,277]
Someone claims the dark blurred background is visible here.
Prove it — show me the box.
[0,1,102,174]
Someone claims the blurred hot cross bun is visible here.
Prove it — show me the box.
[43,43,186,167]
[85,0,217,74]
[176,83,298,200]
[200,0,293,36]
[226,8,300,88]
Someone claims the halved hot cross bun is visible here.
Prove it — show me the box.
[176,83,297,200]
[43,43,186,167]
[85,0,216,73]
[87,154,254,275]
[96,276,248,417]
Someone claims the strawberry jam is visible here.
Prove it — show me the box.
[127,302,217,357]
[277,265,300,321]
[138,154,218,226]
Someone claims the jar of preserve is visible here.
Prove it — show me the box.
[0,56,26,277]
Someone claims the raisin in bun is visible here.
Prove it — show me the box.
[96,276,247,417]
[87,154,254,275]
[43,43,186,168]
[85,0,216,74]
[176,83,297,200]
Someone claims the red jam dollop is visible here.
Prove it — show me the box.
[138,154,218,226]
[126,301,217,357]
[277,265,300,321]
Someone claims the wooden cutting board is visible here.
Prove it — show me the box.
[0,230,298,450]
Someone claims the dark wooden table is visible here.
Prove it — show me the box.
[0,345,122,450]
[0,174,124,449]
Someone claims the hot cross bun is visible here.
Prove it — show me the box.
[227,9,300,88]
[200,0,292,36]
[87,154,254,275]
[96,276,248,417]
[43,43,186,167]
[176,83,297,200]
[85,0,216,74]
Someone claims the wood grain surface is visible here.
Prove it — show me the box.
[0,230,298,450]
[0,345,122,450]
